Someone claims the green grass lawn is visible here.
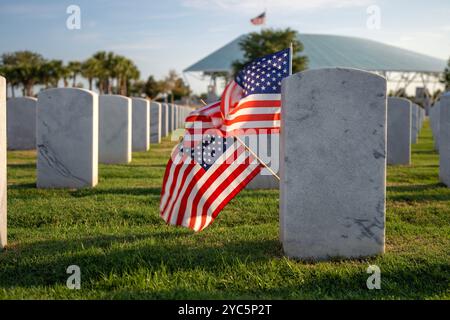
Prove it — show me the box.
[0,121,449,299]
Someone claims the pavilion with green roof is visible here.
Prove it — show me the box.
[184,33,446,96]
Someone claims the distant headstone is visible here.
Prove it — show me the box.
[132,98,150,151]
[99,95,132,164]
[387,97,411,165]
[161,103,169,137]
[415,87,430,115]
[245,133,279,189]
[173,105,179,129]
[168,104,174,132]
[37,88,98,188]
[411,103,419,144]
[418,107,424,130]
[430,102,440,152]
[439,93,450,186]
[150,101,162,144]
[280,68,386,260]
[7,97,37,150]
[0,76,6,249]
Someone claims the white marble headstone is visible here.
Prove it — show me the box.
[0,76,6,249]
[168,103,174,133]
[7,97,37,150]
[132,98,150,152]
[430,102,440,152]
[161,103,169,137]
[150,101,162,144]
[37,88,99,188]
[439,93,450,186]
[411,103,419,144]
[387,97,411,165]
[280,68,386,260]
[99,95,132,164]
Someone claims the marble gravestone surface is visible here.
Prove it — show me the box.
[168,103,173,133]
[172,104,177,130]
[99,95,132,164]
[280,68,386,260]
[161,103,169,137]
[174,105,179,129]
[430,102,440,152]
[132,98,150,152]
[0,77,6,249]
[150,101,162,144]
[7,97,37,150]
[387,97,411,165]
[37,88,99,189]
[439,93,450,186]
[411,103,419,144]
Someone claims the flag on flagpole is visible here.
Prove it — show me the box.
[250,12,266,25]
[160,48,292,232]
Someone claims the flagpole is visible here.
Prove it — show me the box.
[199,100,280,181]
[234,136,280,181]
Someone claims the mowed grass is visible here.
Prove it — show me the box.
[0,121,449,300]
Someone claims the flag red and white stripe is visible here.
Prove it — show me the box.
[160,138,261,232]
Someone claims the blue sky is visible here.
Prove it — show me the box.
[0,0,449,94]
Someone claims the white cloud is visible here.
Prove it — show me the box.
[182,0,372,13]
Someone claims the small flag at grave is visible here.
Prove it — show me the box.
[160,48,292,231]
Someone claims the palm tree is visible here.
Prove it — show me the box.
[1,51,45,96]
[91,51,111,94]
[81,58,98,91]
[125,62,140,96]
[111,55,138,95]
[39,60,67,88]
[68,61,82,87]
[0,64,20,98]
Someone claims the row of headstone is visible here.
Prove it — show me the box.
[373,97,426,166]
[5,88,192,189]
[6,96,192,153]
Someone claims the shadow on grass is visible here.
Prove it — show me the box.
[0,232,448,299]
[7,163,36,170]
[70,187,162,197]
[8,183,36,190]
[412,149,438,155]
[0,232,280,289]
[387,183,450,202]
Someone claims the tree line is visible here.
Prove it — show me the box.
[0,51,191,101]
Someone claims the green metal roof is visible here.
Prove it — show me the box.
[184,33,446,73]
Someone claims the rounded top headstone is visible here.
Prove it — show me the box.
[37,88,98,106]
[8,96,37,102]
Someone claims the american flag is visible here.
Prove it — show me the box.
[160,48,291,231]
[219,48,290,135]
[250,12,266,25]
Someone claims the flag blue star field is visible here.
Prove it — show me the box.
[160,48,291,231]
[235,48,290,97]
